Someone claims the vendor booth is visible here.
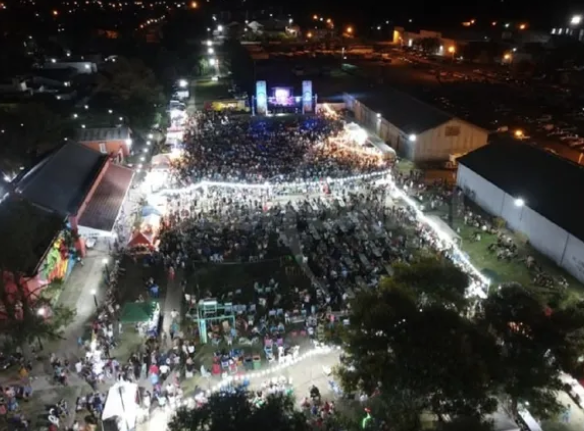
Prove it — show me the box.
[120,301,160,336]
[127,232,156,253]
[101,382,140,431]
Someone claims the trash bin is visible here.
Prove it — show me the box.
[253,355,262,370]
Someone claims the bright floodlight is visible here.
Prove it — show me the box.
[514,198,525,207]
[208,47,214,54]
[178,79,188,88]
[206,40,212,47]
[408,134,417,142]
[209,58,216,66]
[571,15,582,25]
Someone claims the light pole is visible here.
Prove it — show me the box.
[91,289,98,307]
[37,308,46,350]
[514,197,526,223]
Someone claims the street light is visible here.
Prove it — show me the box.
[447,46,456,54]
[90,289,98,307]
[208,47,214,54]
[206,40,212,47]
[571,15,582,25]
[37,307,46,316]
[514,198,525,207]
[217,25,223,32]
[514,129,524,139]
[178,79,188,88]
[346,26,353,34]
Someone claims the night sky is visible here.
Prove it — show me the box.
[282,0,578,30]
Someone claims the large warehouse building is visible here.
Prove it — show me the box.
[456,143,584,283]
[343,89,488,162]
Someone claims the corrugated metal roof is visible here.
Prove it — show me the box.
[78,164,133,232]
[348,87,454,134]
[15,143,107,215]
[0,198,65,275]
[77,126,130,142]
[458,143,584,242]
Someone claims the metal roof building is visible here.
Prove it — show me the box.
[77,126,131,143]
[457,143,584,282]
[344,89,488,162]
[15,143,107,215]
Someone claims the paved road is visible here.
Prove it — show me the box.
[137,350,341,431]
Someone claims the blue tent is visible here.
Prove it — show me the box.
[142,206,162,217]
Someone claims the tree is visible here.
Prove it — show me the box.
[168,390,309,431]
[481,284,574,419]
[383,255,470,312]
[338,285,500,427]
[0,199,76,352]
[0,103,71,174]
[97,57,165,129]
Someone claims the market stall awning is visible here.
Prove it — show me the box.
[120,301,159,323]
[141,205,162,217]
[78,164,134,233]
[127,231,155,250]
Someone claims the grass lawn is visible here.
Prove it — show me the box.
[449,215,584,302]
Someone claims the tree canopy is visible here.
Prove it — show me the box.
[0,103,71,174]
[381,255,469,312]
[97,56,164,128]
[480,284,584,418]
[336,261,584,428]
[338,283,500,424]
[168,390,309,431]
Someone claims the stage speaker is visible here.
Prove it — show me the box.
[302,80,313,113]
[256,81,267,115]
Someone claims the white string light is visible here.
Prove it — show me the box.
[149,169,489,294]
[205,345,335,396]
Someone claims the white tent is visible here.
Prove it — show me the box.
[102,382,139,431]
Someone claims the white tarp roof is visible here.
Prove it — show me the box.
[102,382,139,431]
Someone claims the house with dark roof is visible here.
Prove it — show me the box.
[343,88,488,162]
[76,126,132,161]
[456,143,584,283]
[14,142,134,241]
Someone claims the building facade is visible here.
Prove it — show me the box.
[456,144,584,283]
[344,93,488,162]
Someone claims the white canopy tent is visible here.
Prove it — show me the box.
[102,382,139,431]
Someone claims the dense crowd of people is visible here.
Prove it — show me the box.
[171,113,387,185]
[11,109,494,431]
